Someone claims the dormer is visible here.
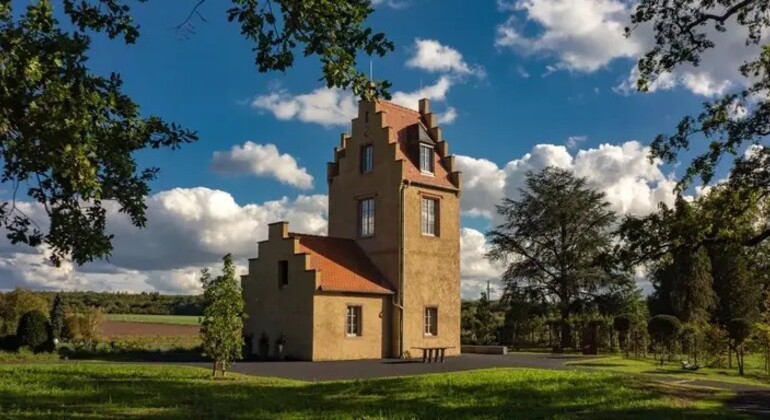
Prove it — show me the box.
[406,123,436,175]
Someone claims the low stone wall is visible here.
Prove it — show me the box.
[460,345,508,355]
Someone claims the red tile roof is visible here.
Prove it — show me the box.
[378,101,458,191]
[291,233,394,295]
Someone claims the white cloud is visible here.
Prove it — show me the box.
[436,106,458,125]
[495,0,643,72]
[406,39,484,77]
[252,77,457,127]
[456,140,678,220]
[566,135,586,149]
[211,142,313,189]
[390,76,454,109]
[371,0,409,9]
[460,228,505,299]
[250,87,357,127]
[0,188,328,294]
[496,0,763,97]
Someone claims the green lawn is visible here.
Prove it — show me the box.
[0,363,742,419]
[568,355,770,388]
[105,314,200,325]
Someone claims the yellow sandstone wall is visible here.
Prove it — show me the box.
[312,293,391,360]
[401,186,461,357]
[241,222,317,361]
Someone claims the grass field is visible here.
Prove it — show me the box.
[568,355,770,388]
[0,363,741,419]
[105,314,200,325]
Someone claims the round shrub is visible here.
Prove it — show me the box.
[613,316,631,334]
[16,311,51,352]
[647,315,682,345]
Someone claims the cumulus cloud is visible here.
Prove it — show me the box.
[250,87,357,127]
[0,188,328,294]
[456,141,678,220]
[252,77,457,127]
[460,227,505,299]
[495,0,642,72]
[406,39,485,77]
[437,107,458,124]
[211,142,313,189]
[496,0,764,97]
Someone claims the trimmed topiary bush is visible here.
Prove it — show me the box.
[727,318,752,376]
[613,316,631,357]
[16,311,51,353]
[647,315,681,365]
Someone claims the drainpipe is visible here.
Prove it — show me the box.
[394,179,409,358]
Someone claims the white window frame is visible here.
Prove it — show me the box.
[346,305,362,337]
[421,197,438,236]
[424,307,438,336]
[419,144,434,174]
[359,198,375,237]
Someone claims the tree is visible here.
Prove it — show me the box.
[648,314,682,365]
[16,310,50,352]
[473,292,500,345]
[77,307,103,349]
[0,288,49,336]
[620,197,716,323]
[627,0,770,247]
[613,316,632,357]
[49,293,65,340]
[726,318,752,375]
[200,254,247,377]
[488,167,627,351]
[1,0,392,265]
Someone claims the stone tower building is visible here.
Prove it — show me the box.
[242,98,461,360]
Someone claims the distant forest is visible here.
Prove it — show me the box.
[2,290,203,316]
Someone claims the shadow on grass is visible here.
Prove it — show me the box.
[0,364,740,419]
[68,350,206,363]
[569,362,629,368]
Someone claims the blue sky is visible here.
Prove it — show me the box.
[3,0,755,297]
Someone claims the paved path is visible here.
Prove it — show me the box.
[189,353,590,382]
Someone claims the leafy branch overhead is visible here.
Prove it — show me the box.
[627,0,770,247]
[0,0,392,266]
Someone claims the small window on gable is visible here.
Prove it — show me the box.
[420,144,434,174]
[364,111,369,123]
[278,260,288,288]
[359,198,375,237]
[346,305,362,336]
[424,307,438,336]
[421,197,438,236]
[360,144,373,173]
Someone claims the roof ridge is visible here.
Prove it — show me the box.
[289,232,354,241]
[378,100,420,115]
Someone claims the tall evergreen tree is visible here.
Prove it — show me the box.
[200,254,247,377]
[488,167,627,351]
[49,294,65,340]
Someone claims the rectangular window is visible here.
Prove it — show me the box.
[346,305,362,336]
[424,307,438,336]
[420,144,434,174]
[359,198,375,237]
[421,197,438,236]
[278,260,288,288]
[360,144,373,173]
